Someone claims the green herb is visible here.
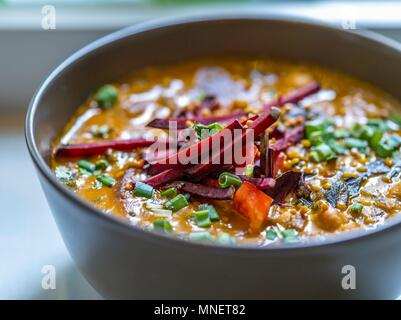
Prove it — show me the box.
[367,119,388,131]
[55,166,76,187]
[96,84,118,109]
[165,194,189,212]
[266,227,278,240]
[95,159,109,170]
[305,119,331,139]
[282,229,299,243]
[160,187,178,198]
[78,160,96,173]
[194,210,212,228]
[369,130,383,149]
[387,135,401,149]
[388,114,401,127]
[134,181,154,198]
[189,231,214,243]
[350,123,373,140]
[218,172,243,188]
[199,204,220,221]
[351,203,363,213]
[334,129,349,139]
[96,175,116,187]
[153,220,172,233]
[193,122,225,140]
[375,143,394,158]
[216,232,235,245]
[313,143,336,161]
[327,140,346,155]
[344,138,368,150]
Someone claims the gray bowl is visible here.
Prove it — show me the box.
[26,15,401,299]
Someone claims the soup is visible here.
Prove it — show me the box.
[51,58,401,245]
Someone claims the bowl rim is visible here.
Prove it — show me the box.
[25,13,401,253]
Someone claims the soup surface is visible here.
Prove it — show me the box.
[51,58,401,246]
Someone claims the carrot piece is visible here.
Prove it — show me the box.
[234,181,274,231]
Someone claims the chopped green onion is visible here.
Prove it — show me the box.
[334,129,349,139]
[375,143,394,158]
[388,114,401,127]
[350,123,373,140]
[309,150,321,163]
[151,208,173,217]
[193,122,225,140]
[78,160,96,173]
[183,193,191,201]
[189,231,214,243]
[350,203,363,213]
[327,140,346,155]
[266,227,278,240]
[160,187,177,198]
[194,210,212,228]
[134,181,154,198]
[96,175,116,187]
[95,159,109,170]
[165,194,189,212]
[282,229,299,243]
[387,135,401,149]
[305,119,330,139]
[218,172,243,188]
[199,204,220,222]
[96,84,118,109]
[153,220,172,233]
[344,138,368,150]
[216,232,236,245]
[369,130,383,149]
[314,143,336,161]
[308,131,324,146]
[367,119,388,131]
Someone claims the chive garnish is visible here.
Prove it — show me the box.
[165,194,189,212]
[78,160,96,173]
[95,159,109,170]
[266,227,278,240]
[96,84,118,109]
[153,220,172,233]
[188,231,214,243]
[96,175,116,187]
[194,210,212,228]
[282,229,299,243]
[199,204,220,222]
[351,203,363,213]
[218,172,243,188]
[216,232,236,245]
[160,187,177,198]
[133,181,154,199]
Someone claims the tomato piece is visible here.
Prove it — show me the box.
[234,181,274,231]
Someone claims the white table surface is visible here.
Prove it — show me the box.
[0,112,101,299]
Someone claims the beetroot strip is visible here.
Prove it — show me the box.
[265,171,302,203]
[167,181,235,200]
[185,108,281,180]
[264,81,320,111]
[56,138,158,158]
[148,120,243,175]
[271,125,304,151]
[143,168,184,188]
[238,176,276,190]
[147,111,246,129]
